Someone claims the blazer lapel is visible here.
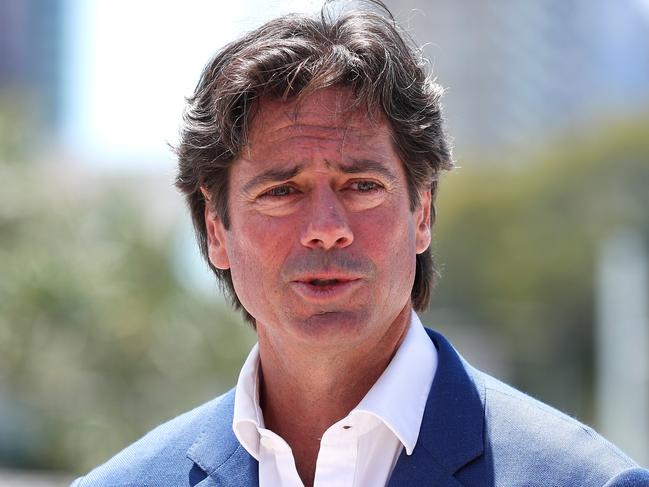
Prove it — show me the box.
[185,329,486,487]
[186,389,259,487]
[389,329,486,486]
[388,450,464,487]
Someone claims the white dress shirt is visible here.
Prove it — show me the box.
[232,311,438,487]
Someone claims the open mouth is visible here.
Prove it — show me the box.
[309,278,344,286]
[291,277,361,302]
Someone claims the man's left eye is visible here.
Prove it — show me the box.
[350,181,382,192]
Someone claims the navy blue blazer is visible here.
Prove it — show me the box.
[72,329,649,486]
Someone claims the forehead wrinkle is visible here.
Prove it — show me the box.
[253,102,346,134]
[266,123,349,143]
[341,124,352,160]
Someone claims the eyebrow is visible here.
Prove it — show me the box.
[242,165,303,195]
[241,158,398,194]
[336,158,398,184]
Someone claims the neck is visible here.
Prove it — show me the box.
[256,305,412,486]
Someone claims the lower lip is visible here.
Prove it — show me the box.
[290,279,362,303]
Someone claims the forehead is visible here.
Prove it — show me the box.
[245,88,392,153]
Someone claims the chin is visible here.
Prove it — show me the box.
[289,309,373,344]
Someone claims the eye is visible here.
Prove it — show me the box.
[348,180,383,192]
[259,185,298,198]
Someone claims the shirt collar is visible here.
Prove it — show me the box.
[232,310,437,458]
[353,310,437,454]
[232,342,264,459]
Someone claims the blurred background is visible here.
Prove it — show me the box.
[1,0,648,484]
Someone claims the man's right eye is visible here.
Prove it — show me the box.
[259,185,297,198]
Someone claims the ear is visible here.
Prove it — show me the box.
[414,189,432,254]
[202,188,231,270]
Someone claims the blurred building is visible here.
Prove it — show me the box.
[391,0,649,157]
[2,0,648,160]
[0,0,64,129]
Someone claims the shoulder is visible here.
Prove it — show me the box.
[472,366,648,485]
[70,391,234,487]
[423,327,648,485]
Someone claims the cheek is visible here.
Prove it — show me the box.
[384,217,418,296]
[226,217,291,293]
[355,207,416,255]
[354,211,417,308]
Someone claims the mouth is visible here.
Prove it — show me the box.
[290,277,362,302]
[308,278,348,286]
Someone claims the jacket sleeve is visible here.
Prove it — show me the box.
[604,467,649,486]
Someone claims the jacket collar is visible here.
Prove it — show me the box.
[186,327,486,487]
[186,390,258,487]
[388,328,486,486]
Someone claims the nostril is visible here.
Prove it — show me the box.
[301,225,354,250]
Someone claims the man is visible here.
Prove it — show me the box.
[73,1,649,486]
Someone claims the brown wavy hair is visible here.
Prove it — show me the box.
[175,0,453,325]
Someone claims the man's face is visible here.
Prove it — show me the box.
[204,87,431,352]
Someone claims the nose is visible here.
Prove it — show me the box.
[300,188,354,250]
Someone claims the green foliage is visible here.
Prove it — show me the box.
[0,93,38,165]
[427,115,649,418]
[0,162,255,471]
